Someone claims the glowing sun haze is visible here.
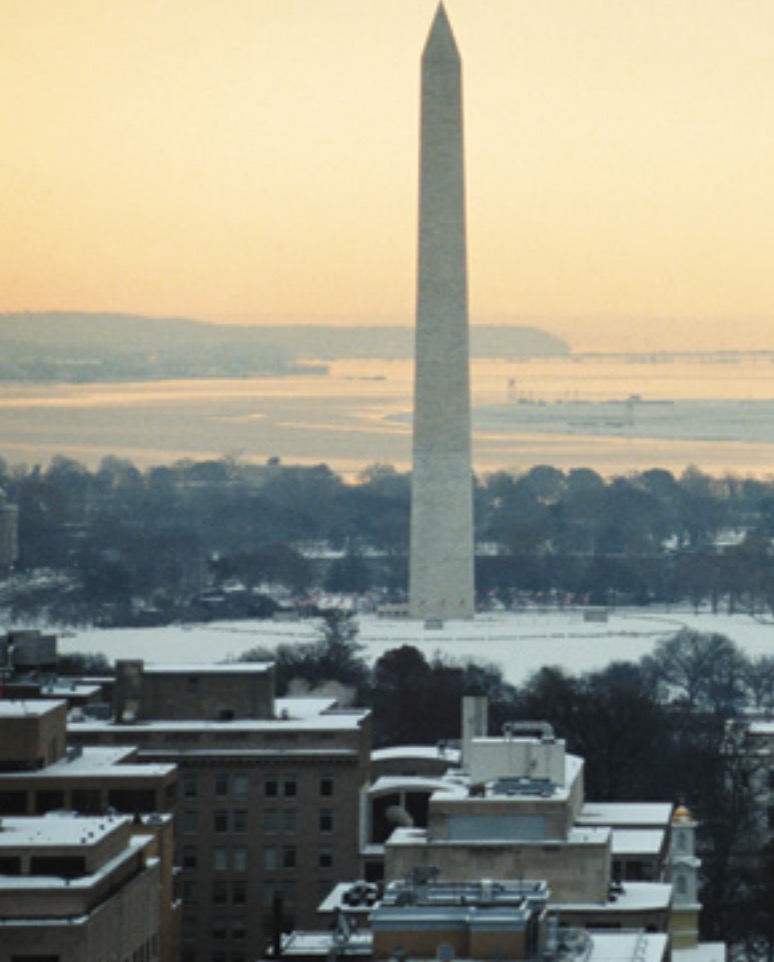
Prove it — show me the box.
[4,1,774,350]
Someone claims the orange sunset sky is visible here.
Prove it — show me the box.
[3,1,774,352]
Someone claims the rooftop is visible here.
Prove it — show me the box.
[578,803,673,828]
[69,707,369,734]
[564,882,673,912]
[140,661,272,675]
[0,699,65,718]
[0,745,176,780]
[0,813,130,850]
[610,829,666,857]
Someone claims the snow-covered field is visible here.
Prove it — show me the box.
[57,607,774,686]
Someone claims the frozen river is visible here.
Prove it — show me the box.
[2,354,774,477]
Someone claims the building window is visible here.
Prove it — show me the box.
[233,879,247,905]
[182,880,197,904]
[214,810,228,833]
[320,776,334,797]
[319,809,334,833]
[72,788,102,814]
[182,774,198,799]
[182,846,197,870]
[214,774,228,797]
[214,847,228,871]
[0,790,27,815]
[182,811,198,834]
[283,810,297,834]
[181,917,197,942]
[263,846,278,871]
[187,676,200,694]
[263,810,278,834]
[232,916,246,941]
[233,847,248,872]
[283,776,297,798]
[233,810,247,833]
[233,774,249,799]
[213,880,228,905]
[212,917,227,941]
[318,848,334,870]
[283,845,296,869]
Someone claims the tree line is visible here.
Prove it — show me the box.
[4,454,774,623]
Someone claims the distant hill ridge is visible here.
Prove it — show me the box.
[0,312,568,383]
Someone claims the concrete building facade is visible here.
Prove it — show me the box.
[379,697,675,934]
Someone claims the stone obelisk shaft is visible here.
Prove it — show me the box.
[409,4,475,621]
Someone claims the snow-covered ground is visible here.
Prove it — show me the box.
[57,607,774,686]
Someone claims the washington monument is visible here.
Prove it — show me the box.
[409,4,475,621]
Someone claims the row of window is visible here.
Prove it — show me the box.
[182,953,246,962]
[181,808,335,835]
[182,879,248,906]
[181,843,335,874]
[181,773,336,800]
[183,846,248,872]
[182,915,247,941]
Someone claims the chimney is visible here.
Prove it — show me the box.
[461,693,488,769]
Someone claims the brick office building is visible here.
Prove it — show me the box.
[68,660,372,962]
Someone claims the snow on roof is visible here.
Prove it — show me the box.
[40,683,103,697]
[371,745,461,763]
[0,833,154,897]
[562,882,672,912]
[0,745,172,780]
[673,943,727,962]
[587,932,668,962]
[69,709,369,734]
[276,697,339,717]
[386,826,611,847]
[147,748,358,759]
[368,775,466,797]
[0,699,65,718]
[609,829,665,856]
[0,814,130,849]
[142,661,271,674]
[566,826,611,845]
[578,803,673,828]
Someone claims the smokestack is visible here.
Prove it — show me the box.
[462,693,488,768]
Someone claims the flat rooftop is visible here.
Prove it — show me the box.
[578,803,673,828]
[369,775,466,797]
[586,931,668,962]
[141,661,272,674]
[0,813,130,849]
[0,745,175,781]
[610,828,666,857]
[0,699,65,718]
[371,745,461,764]
[563,881,672,912]
[69,711,369,735]
[386,825,611,848]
